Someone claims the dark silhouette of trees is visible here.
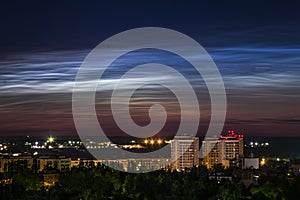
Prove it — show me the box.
[1,161,299,199]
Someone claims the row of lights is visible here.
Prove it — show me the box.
[144,139,163,145]
[249,142,269,147]
[0,144,8,151]
[260,157,282,166]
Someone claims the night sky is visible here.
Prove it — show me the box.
[0,1,299,137]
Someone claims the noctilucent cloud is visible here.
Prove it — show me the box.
[0,1,299,136]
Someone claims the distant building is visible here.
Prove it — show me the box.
[203,130,244,168]
[0,155,33,173]
[243,158,259,169]
[71,158,171,172]
[38,156,71,172]
[290,160,300,175]
[171,134,199,171]
[0,155,71,173]
[43,173,60,188]
[240,170,260,187]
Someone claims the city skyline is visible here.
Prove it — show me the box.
[0,1,299,137]
[1,2,300,199]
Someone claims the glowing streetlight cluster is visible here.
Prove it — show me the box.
[260,158,266,166]
[144,139,163,145]
[248,141,270,148]
[47,136,55,143]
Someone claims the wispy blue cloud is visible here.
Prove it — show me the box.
[0,45,299,135]
[1,46,299,95]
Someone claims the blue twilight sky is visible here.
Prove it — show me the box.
[0,1,299,136]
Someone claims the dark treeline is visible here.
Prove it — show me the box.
[0,161,299,200]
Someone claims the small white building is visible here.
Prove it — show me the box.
[243,158,259,169]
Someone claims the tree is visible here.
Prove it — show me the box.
[218,180,244,200]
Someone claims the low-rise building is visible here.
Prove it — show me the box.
[0,155,71,173]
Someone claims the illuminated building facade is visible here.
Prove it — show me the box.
[0,155,71,173]
[171,135,199,171]
[203,130,244,168]
[0,155,33,173]
[38,156,71,172]
[202,138,220,169]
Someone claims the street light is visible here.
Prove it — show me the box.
[48,136,54,143]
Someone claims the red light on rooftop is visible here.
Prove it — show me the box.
[220,130,244,139]
[219,135,229,140]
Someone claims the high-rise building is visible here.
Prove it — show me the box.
[202,138,220,169]
[171,135,199,171]
[203,130,244,168]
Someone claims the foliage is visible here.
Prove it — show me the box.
[0,162,299,200]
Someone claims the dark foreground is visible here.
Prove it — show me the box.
[1,162,300,200]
